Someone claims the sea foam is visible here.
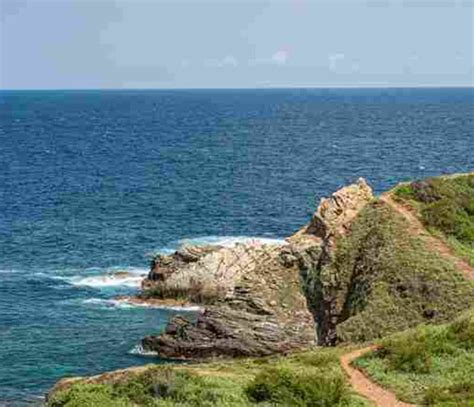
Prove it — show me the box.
[64,267,148,289]
[82,297,202,311]
[69,274,145,288]
[128,343,158,356]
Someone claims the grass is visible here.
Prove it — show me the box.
[393,174,474,266]
[303,199,474,344]
[354,309,474,405]
[46,348,372,407]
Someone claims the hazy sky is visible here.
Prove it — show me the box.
[1,0,473,89]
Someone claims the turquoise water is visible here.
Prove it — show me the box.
[1,88,473,404]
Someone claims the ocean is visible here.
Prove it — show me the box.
[1,88,473,404]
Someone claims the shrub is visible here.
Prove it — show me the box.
[424,381,474,406]
[377,324,465,374]
[384,332,432,374]
[48,368,251,407]
[395,174,474,248]
[447,311,474,350]
[245,366,348,406]
[47,384,131,407]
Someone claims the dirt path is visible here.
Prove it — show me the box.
[381,193,474,281]
[341,346,416,407]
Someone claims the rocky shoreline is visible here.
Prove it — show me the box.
[126,178,374,358]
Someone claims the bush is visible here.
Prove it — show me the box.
[424,381,474,406]
[447,311,474,350]
[382,329,433,374]
[245,366,348,406]
[48,384,131,407]
[395,174,474,247]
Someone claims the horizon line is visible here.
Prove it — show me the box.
[1,83,473,92]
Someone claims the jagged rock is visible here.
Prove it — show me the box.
[146,245,222,284]
[287,178,374,346]
[290,178,373,241]
[140,240,315,359]
[143,306,313,359]
[144,242,290,302]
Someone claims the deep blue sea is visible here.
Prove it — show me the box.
[0,88,473,404]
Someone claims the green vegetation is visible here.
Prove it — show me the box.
[47,349,371,407]
[304,200,474,344]
[354,310,474,405]
[394,174,474,265]
[246,366,347,406]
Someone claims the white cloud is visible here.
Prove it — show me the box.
[271,50,289,65]
[250,48,290,66]
[219,55,238,67]
[205,55,238,68]
[328,53,345,72]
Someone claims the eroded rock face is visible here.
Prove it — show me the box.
[144,305,313,359]
[146,245,222,284]
[144,242,293,302]
[141,242,316,359]
[287,178,374,346]
[290,178,373,240]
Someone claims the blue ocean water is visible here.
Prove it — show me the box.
[0,88,473,404]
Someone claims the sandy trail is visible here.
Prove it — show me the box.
[341,346,416,407]
[380,193,474,281]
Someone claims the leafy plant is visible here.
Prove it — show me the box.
[245,366,348,406]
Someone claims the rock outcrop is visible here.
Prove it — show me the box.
[290,177,374,241]
[287,178,375,345]
[140,241,315,359]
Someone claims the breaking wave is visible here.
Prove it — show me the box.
[82,298,202,311]
[128,343,158,356]
[153,235,286,255]
[68,273,146,288]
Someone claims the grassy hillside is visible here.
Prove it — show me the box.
[393,173,474,265]
[302,199,474,344]
[46,348,371,407]
[354,309,474,405]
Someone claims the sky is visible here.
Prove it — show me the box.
[0,0,473,89]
